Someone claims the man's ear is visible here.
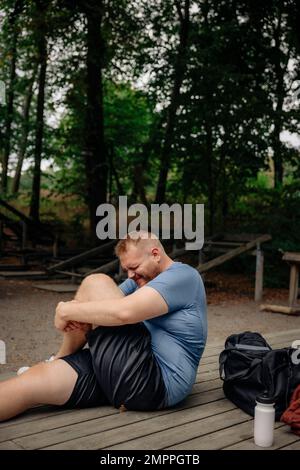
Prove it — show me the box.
[151,247,160,261]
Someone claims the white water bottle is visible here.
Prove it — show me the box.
[254,394,275,447]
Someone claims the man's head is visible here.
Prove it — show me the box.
[115,231,171,287]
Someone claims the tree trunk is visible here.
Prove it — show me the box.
[109,144,124,197]
[131,118,164,205]
[83,1,108,237]
[155,0,190,203]
[272,7,290,188]
[131,162,148,206]
[29,0,48,222]
[219,144,228,230]
[1,0,24,193]
[205,123,214,235]
[12,65,37,194]
[273,107,284,189]
[202,0,215,235]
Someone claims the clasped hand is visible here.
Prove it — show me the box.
[55,300,91,333]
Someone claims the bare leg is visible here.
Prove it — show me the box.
[0,360,78,422]
[54,274,124,359]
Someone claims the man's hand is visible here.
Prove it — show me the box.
[55,301,92,333]
[55,301,69,331]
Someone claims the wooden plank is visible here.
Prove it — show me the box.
[260,304,300,315]
[0,440,24,450]
[0,270,46,277]
[289,264,299,307]
[0,199,53,243]
[197,234,271,273]
[32,283,78,293]
[191,378,222,395]
[280,439,300,450]
[198,362,219,374]
[41,395,231,450]
[108,408,250,451]
[222,233,267,242]
[255,246,264,302]
[0,407,74,430]
[264,328,300,342]
[198,355,220,366]
[14,389,225,449]
[0,327,298,452]
[0,406,119,443]
[195,370,220,383]
[0,377,221,435]
[83,259,119,277]
[47,240,117,273]
[205,241,242,247]
[53,270,83,279]
[224,423,299,450]
[168,420,282,450]
[0,198,34,225]
[283,252,300,263]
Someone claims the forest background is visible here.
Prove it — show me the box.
[1,0,300,288]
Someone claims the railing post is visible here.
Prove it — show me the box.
[255,243,264,302]
[0,220,3,253]
[0,340,6,365]
[21,221,27,250]
[288,264,299,307]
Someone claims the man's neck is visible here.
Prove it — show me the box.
[159,256,174,274]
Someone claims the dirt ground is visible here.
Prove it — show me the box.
[1,272,300,373]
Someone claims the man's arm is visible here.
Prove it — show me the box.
[55,286,168,330]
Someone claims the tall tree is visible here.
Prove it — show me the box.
[81,0,108,236]
[155,0,191,203]
[29,0,48,222]
[11,64,37,193]
[1,0,23,193]
[269,1,291,187]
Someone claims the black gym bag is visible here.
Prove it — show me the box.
[219,331,300,420]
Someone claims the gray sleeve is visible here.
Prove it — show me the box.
[119,278,137,296]
[147,266,202,312]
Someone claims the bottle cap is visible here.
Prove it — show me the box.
[256,393,275,405]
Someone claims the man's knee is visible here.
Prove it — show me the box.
[81,273,115,289]
[19,361,78,406]
[76,273,122,302]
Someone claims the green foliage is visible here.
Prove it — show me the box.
[0,0,300,274]
[46,79,155,201]
[223,178,300,286]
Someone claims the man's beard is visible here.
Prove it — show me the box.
[135,274,150,286]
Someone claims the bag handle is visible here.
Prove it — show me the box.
[234,344,271,351]
[220,354,263,382]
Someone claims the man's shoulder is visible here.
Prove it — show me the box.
[169,262,199,275]
[159,262,201,283]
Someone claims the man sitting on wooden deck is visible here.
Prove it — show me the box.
[0,231,207,421]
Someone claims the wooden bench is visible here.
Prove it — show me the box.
[0,328,300,450]
[283,252,300,307]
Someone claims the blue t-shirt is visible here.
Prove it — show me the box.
[119,261,207,406]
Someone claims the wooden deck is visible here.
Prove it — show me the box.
[1,328,300,451]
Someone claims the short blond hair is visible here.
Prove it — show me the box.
[115,231,162,257]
